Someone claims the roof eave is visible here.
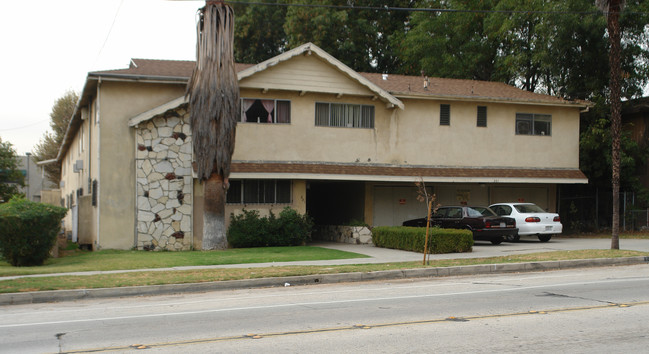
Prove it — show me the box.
[393,93,591,108]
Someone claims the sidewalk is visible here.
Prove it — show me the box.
[1,238,648,305]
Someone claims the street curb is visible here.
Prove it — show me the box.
[2,256,648,306]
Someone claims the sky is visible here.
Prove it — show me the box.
[0,0,202,155]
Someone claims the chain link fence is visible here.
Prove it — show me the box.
[559,188,648,233]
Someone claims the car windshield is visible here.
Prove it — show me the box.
[514,204,546,213]
[468,207,496,217]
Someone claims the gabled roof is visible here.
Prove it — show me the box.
[60,43,590,161]
[363,73,588,107]
[237,43,404,110]
[90,59,253,81]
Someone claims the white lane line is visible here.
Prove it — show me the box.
[1,277,647,329]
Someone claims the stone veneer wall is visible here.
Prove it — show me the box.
[135,106,193,251]
[312,225,373,244]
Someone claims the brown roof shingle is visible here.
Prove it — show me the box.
[91,59,253,79]
[89,58,585,106]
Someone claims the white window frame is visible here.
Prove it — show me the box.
[240,98,291,124]
[516,113,552,136]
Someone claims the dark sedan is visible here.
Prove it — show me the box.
[402,206,518,245]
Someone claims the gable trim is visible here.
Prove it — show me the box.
[128,96,187,127]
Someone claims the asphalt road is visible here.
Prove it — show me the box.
[1,264,647,353]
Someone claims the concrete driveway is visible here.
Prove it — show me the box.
[313,237,649,264]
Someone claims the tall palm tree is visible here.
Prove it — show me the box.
[596,0,624,249]
[186,1,240,250]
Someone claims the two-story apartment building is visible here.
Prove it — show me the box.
[58,43,588,250]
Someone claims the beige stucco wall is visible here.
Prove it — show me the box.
[60,118,89,237]
[192,179,307,245]
[96,80,186,249]
[60,79,186,249]
[235,92,580,170]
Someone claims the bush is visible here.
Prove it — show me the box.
[0,197,68,266]
[372,226,473,254]
[228,207,313,248]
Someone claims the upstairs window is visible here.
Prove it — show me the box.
[315,102,374,128]
[516,113,551,136]
[241,98,290,124]
[477,106,487,127]
[440,104,450,125]
[226,179,291,204]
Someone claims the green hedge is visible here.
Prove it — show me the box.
[0,197,68,266]
[372,226,473,254]
[227,207,314,248]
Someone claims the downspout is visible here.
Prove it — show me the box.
[96,77,101,249]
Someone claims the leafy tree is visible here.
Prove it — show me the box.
[283,0,413,73]
[580,101,649,195]
[32,90,78,185]
[0,138,25,203]
[232,0,413,73]
[397,0,648,100]
[233,0,288,64]
[396,0,502,80]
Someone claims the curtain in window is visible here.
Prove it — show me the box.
[331,103,344,127]
[361,105,374,128]
[277,101,290,123]
[261,100,275,123]
[241,99,254,122]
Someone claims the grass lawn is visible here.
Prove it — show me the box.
[1,248,647,294]
[558,232,649,239]
[0,246,370,277]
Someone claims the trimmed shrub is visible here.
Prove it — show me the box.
[372,226,473,254]
[0,197,68,266]
[228,207,313,248]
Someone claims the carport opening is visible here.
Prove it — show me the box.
[306,181,365,226]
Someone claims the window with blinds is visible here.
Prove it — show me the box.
[226,180,291,204]
[315,102,374,128]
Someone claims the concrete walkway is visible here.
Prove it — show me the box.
[1,238,648,305]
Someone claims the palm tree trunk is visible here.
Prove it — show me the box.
[186,1,239,250]
[607,0,622,250]
[203,174,227,250]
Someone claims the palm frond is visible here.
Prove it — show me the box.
[186,2,240,181]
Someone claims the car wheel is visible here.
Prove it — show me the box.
[505,235,520,242]
[538,235,552,242]
[491,237,503,245]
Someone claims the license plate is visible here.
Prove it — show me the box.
[545,226,552,231]
[500,222,505,228]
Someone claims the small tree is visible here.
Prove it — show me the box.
[0,138,25,203]
[32,90,78,185]
[414,178,439,264]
